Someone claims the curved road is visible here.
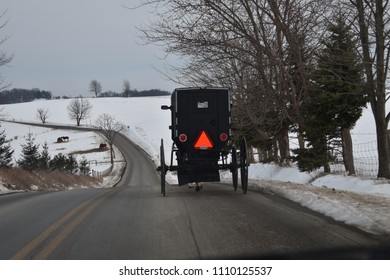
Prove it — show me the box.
[0,125,387,259]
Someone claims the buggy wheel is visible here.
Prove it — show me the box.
[240,137,249,194]
[160,139,166,196]
[231,146,238,191]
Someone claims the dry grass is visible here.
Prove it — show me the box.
[0,167,102,191]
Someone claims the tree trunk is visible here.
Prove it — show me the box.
[259,149,266,162]
[297,132,305,149]
[248,146,255,164]
[321,137,331,173]
[109,144,114,165]
[323,162,331,173]
[278,128,290,166]
[375,113,390,178]
[342,127,355,175]
[323,141,331,173]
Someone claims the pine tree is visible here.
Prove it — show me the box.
[78,156,90,176]
[18,133,40,170]
[66,154,78,174]
[293,14,366,173]
[0,125,14,167]
[49,153,67,171]
[38,142,51,170]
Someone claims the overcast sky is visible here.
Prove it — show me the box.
[0,0,178,96]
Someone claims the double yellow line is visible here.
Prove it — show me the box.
[11,187,121,260]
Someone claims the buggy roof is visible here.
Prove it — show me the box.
[173,87,230,92]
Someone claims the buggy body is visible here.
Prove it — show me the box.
[158,87,249,195]
[169,87,231,185]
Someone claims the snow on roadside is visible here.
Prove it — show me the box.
[311,174,390,197]
[250,179,390,235]
[99,145,125,189]
[223,162,390,235]
[0,183,9,192]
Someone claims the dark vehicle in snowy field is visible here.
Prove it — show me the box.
[157,87,249,196]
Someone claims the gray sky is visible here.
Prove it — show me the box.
[1,1,177,96]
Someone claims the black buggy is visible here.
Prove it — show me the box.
[157,87,249,196]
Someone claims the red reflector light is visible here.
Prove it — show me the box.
[179,134,187,142]
[220,133,228,141]
[194,131,214,150]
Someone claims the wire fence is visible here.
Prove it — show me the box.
[91,165,113,178]
[89,160,114,178]
[89,160,126,178]
[352,141,379,177]
[329,141,379,177]
[253,132,381,178]
[303,130,381,177]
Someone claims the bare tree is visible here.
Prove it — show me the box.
[123,79,131,97]
[36,108,50,123]
[0,10,13,91]
[136,0,329,165]
[89,80,102,97]
[67,97,92,126]
[347,0,390,178]
[94,114,125,164]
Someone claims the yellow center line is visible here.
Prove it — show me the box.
[34,196,105,259]
[11,187,121,260]
[11,199,91,260]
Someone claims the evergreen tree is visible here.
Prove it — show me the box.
[0,125,14,167]
[17,133,40,170]
[38,142,51,170]
[78,156,90,176]
[66,154,78,174]
[293,14,366,173]
[49,153,67,171]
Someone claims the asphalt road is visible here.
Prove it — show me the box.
[0,125,387,259]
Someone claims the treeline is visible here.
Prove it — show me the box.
[99,89,170,98]
[0,88,169,104]
[0,88,52,104]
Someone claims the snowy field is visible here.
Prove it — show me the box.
[0,96,389,236]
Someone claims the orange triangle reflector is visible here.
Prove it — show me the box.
[194,131,214,150]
